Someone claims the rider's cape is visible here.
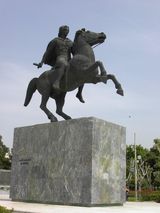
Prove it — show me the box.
[43,39,57,67]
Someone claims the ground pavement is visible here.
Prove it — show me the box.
[0,189,160,213]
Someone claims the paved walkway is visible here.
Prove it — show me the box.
[0,190,160,213]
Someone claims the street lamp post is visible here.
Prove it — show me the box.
[134,132,138,201]
[128,115,138,200]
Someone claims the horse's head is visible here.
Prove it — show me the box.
[74,28,106,46]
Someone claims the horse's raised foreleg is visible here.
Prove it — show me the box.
[84,61,106,75]
[107,74,124,96]
[90,60,107,76]
[97,61,107,76]
[55,93,71,120]
[40,93,58,122]
[84,61,107,84]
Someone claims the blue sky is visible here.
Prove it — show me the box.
[0,0,160,149]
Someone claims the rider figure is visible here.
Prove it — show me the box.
[37,25,85,103]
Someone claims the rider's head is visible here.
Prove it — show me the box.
[58,25,69,38]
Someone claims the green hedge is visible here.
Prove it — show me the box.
[0,206,13,213]
[140,191,160,202]
[128,190,160,202]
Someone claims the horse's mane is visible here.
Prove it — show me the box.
[72,28,86,55]
[74,28,86,42]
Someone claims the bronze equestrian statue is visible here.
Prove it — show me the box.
[24,28,124,122]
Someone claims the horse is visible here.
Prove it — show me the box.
[24,29,124,122]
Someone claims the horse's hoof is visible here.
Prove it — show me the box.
[117,89,124,96]
[50,120,58,122]
[50,117,58,122]
[66,116,72,120]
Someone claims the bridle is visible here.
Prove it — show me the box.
[75,31,105,50]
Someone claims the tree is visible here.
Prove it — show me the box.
[147,138,160,188]
[126,144,150,189]
[0,135,11,169]
[126,139,160,191]
[153,138,160,153]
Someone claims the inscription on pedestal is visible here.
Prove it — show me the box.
[19,159,31,165]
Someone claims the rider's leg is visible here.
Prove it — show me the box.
[53,66,65,89]
[76,85,85,103]
[53,58,67,90]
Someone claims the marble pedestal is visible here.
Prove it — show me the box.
[10,117,126,206]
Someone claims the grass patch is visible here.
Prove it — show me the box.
[0,206,13,213]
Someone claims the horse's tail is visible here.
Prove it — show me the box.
[24,78,37,106]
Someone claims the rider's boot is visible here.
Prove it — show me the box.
[76,85,85,103]
[76,93,85,103]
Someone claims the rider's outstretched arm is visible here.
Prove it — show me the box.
[36,39,57,69]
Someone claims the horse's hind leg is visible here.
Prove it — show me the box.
[107,74,124,96]
[40,93,58,122]
[55,93,71,120]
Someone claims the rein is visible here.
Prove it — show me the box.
[92,43,101,49]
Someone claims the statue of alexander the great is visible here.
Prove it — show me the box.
[25,27,124,122]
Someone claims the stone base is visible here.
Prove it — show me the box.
[0,169,11,186]
[10,117,126,206]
